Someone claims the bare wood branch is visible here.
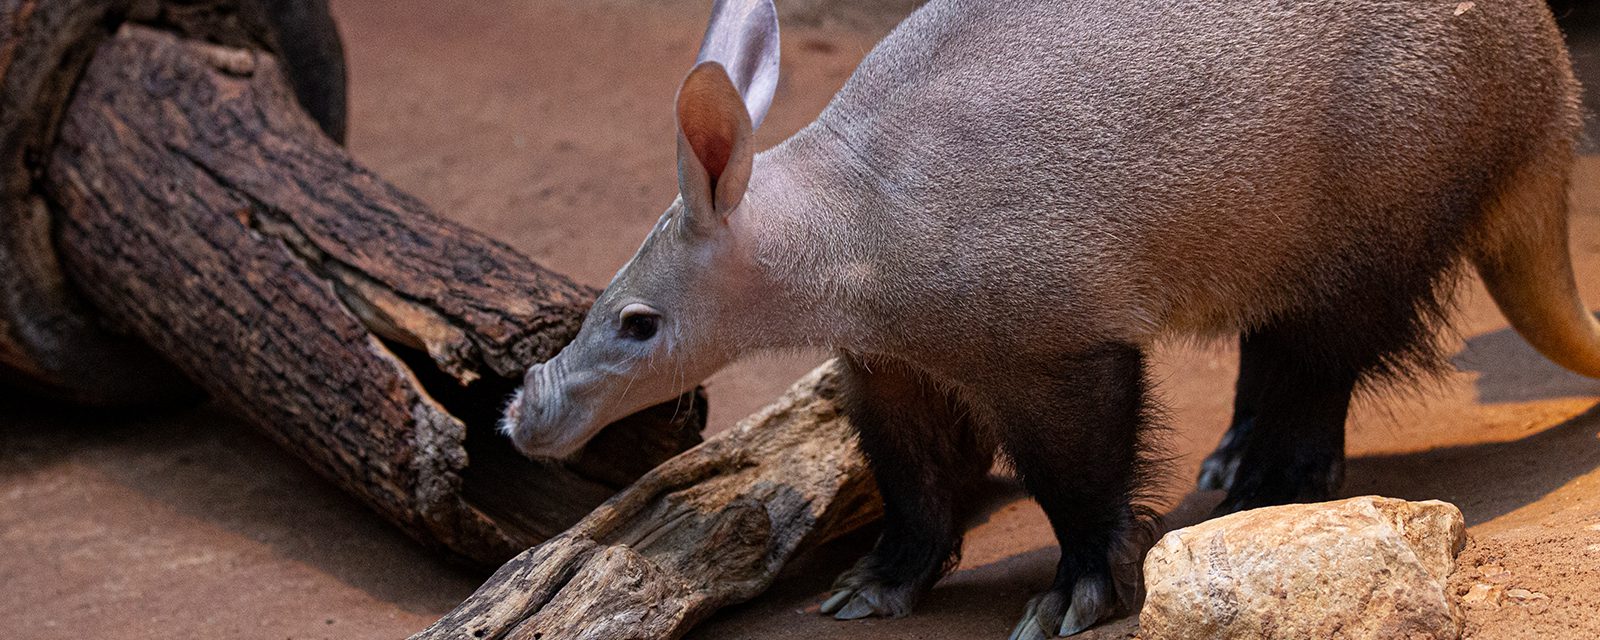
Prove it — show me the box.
[414,362,882,640]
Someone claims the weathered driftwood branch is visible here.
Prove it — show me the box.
[414,362,882,640]
[39,24,703,564]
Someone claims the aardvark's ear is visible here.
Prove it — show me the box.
[675,0,780,230]
[697,0,780,128]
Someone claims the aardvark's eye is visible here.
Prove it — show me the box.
[619,303,660,341]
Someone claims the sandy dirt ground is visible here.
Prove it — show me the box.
[4,1,1600,638]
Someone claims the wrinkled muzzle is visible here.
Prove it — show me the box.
[499,359,610,460]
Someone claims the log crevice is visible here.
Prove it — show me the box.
[166,110,596,383]
[171,140,495,384]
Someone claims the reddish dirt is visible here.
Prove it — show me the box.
[3,1,1599,639]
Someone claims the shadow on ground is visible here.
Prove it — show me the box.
[1453,317,1600,404]
[0,395,483,615]
[1344,402,1600,525]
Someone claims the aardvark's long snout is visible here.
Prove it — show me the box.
[500,361,592,460]
[502,351,680,460]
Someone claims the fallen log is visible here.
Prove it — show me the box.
[413,362,882,640]
[31,18,703,563]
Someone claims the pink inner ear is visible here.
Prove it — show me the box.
[677,68,745,189]
[681,97,735,186]
[676,62,753,217]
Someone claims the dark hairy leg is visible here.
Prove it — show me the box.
[989,343,1161,639]
[820,353,996,620]
[1197,330,1284,492]
[1207,326,1356,515]
[1201,198,1465,514]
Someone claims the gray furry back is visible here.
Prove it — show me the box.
[780,0,1578,361]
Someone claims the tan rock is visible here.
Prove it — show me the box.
[1140,496,1467,640]
[1503,587,1551,614]
[1461,582,1503,609]
[1476,564,1511,584]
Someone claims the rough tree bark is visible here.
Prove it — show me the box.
[38,23,704,564]
[0,0,345,405]
[0,0,197,405]
[414,362,882,640]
